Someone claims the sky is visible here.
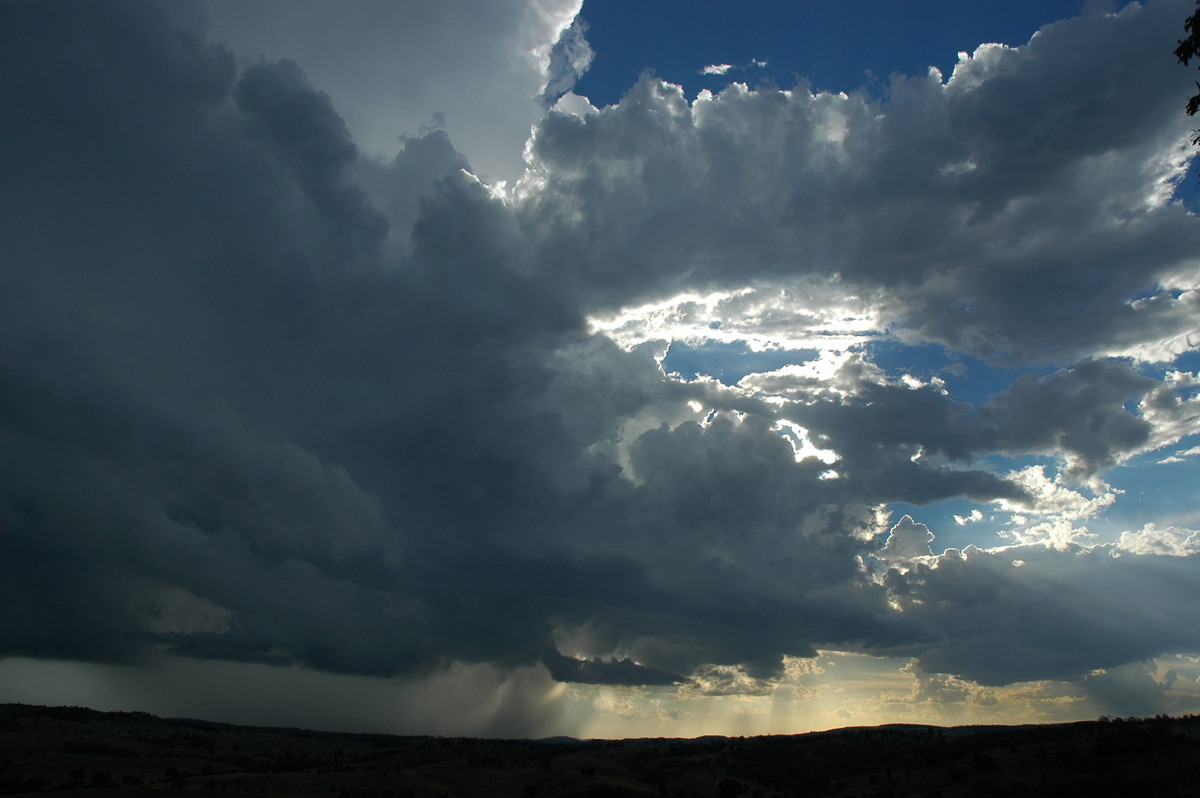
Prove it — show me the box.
[1,0,1199,739]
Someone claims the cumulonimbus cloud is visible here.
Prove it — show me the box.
[1,0,1198,708]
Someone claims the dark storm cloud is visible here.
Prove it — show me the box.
[784,382,1026,506]
[801,358,1168,479]
[233,59,389,257]
[767,358,1170,507]
[1,0,1198,699]
[1,0,658,681]
[542,648,683,686]
[882,543,1200,685]
[0,285,419,673]
[0,0,567,672]
[980,359,1160,475]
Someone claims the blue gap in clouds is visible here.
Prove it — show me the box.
[1064,348,1200,540]
[1172,152,1200,213]
[864,339,1052,407]
[661,340,817,385]
[885,452,1056,551]
[891,447,1200,550]
[1097,442,1200,538]
[1169,348,1200,375]
[885,499,1003,553]
[1131,349,1200,400]
[574,0,1090,108]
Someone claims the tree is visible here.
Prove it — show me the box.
[1175,1,1200,142]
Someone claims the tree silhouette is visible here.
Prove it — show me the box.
[1175,1,1200,142]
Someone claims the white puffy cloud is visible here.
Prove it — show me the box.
[954,509,985,526]
[519,1,1200,363]
[879,515,937,563]
[1116,523,1200,556]
[991,465,1119,546]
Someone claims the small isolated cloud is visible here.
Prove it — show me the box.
[540,15,594,106]
[879,515,936,561]
[1116,523,1200,557]
[954,510,985,526]
[1159,444,1200,464]
[700,58,768,78]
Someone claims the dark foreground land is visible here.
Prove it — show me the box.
[2,704,1199,797]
